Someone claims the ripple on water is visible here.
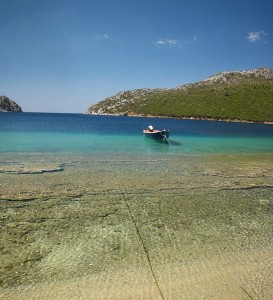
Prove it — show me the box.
[0,153,272,299]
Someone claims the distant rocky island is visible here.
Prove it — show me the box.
[0,96,23,112]
[86,68,273,123]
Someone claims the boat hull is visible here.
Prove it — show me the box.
[143,129,170,142]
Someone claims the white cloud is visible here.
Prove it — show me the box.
[156,36,197,48]
[156,39,166,45]
[156,38,180,46]
[247,30,267,42]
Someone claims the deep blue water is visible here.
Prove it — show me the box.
[0,112,272,155]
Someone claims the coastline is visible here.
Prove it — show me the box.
[86,112,273,125]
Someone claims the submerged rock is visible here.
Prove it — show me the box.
[0,95,23,112]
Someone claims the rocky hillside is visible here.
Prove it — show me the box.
[0,96,23,112]
[86,68,273,123]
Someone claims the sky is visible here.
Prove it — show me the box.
[0,0,273,113]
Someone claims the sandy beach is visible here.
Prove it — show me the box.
[2,248,272,300]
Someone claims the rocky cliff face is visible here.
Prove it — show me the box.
[0,96,23,112]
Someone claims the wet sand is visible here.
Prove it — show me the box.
[0,153,272,299]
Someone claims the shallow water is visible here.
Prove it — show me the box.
[0,152,272,299]
[0,113,273,299]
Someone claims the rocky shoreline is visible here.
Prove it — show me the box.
[88,111,273,124]
[1,153,272,299]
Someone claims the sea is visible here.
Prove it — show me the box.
[0,113,273,299]
[0,112,272,155]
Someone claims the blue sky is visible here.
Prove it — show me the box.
[0,0,272,113]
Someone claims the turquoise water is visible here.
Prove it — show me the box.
[1,131,272,154]
[0,113,272,155]
[1,112,273,298]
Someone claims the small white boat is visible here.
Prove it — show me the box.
[143,125,170,143]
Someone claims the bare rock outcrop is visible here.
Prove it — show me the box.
[0,96,23,112]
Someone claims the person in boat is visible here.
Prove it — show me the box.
[148,125,154,131]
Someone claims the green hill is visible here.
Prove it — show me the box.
[86,68,273,123]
